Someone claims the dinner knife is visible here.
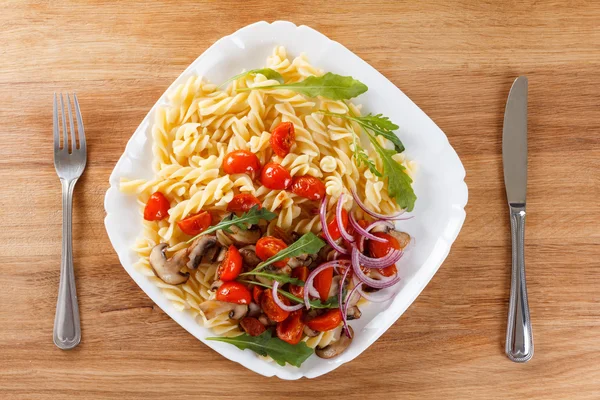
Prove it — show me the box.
[503,76,533,363]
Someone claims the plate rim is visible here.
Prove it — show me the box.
[104,20,468,379]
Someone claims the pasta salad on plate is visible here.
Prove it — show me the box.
[119,46,416,367]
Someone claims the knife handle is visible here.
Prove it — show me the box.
[505,204,534,362]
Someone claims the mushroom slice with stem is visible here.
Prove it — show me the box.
[346,306,362,320]
[316,326,354,359]
[218,224,261,247]
[239,245,261,269]
[198,300,248,321]
[187,235,218,270]
[149,244,190,285]
[303,325,319,337]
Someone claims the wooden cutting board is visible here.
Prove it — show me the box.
[1,1,599,399]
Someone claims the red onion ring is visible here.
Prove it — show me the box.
[319,197,348,255]
[336,194,354,243]
[308,283,320,298]
[358,220,396,254]
[272,281,304,312]
[351,188,408,220]
[348,212,386,242]
[303,260,342,309]
[342,284,361,338]
[358,248,403,269]
[351,247,400,289]
[338,264,353,338]
[352,275,398,303]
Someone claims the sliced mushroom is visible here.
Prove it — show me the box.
[239,245,261,268]
[210,280,224,292]
[218,224,262,247]
[346,306,362,320]
[303,325,319,337]
[187,235,218,269]
[248,302,261,317]
[215,247,228,262]
[389,230,411,249]
[316,326,354,359]
[149,244,189,285]
[288,253,315,269]
[229,304,249,320]
[198,300,248,320]
[327,276,341,299]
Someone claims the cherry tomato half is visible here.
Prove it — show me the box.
[256,236,289,268]
[290,176,326,201]
[176,211,212,236]
[367,232,401,277]
[217,245,243,281]
[276,310,305,345]
[261,288,290,322]
[289,266,309,298]
[260,162,292,190]
[222,150,261,177]
[313,267,333,302]
[368,232,400,257]
[252,286,263,305]
[323,208,349,241]
[240,317,266,337]
[270,122,295,157]
[216,281,251,305]
[305,309,342,332]
[227,193,261,213]
[143,192,170,221]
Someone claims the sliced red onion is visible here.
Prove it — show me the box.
[342,284,361,339]
[303,260,341,309]
[358,248,403,269]
[357,220,395,252]
[339,264,353,338]
[351,188,408,220]
[319,197,348,255]
[351,247,400,289]
[336,194,354,243]
[352,275,398,303]
[272,281,304,312]
[348,212,386,242]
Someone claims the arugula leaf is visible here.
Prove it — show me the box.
[238,72,368,100]
[322,111,405,153]
[243,271,304,286]
[367,133,416,211]
[220,68,284,88]
[239,279,339,309]
[354,145,382,177]
[251,233,325,272]
[207,331,313,367]
[186,206,276,243]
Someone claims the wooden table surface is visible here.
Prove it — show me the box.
[1,1,599,399]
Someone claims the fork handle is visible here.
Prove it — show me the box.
[53,179,81,350]
[505,204,533,362]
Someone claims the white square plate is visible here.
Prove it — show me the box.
[104,20,468,379]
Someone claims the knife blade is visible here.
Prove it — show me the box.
[503,76,533,363]
[503,76,528,205]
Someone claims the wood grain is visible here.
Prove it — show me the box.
[1,1,599,398]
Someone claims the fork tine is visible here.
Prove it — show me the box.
[73,93,86,152]
[53,93,60,152]
[66,94,77,152]
[59,93,68,151]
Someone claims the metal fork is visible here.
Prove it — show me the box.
[53,93,87,350]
